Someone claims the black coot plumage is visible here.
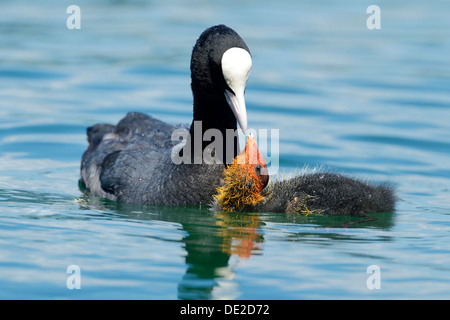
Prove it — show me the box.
[256,172,395,216]
[80,25,252,205]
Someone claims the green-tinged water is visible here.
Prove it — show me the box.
[1,0,449,299]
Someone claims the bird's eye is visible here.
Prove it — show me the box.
[255,165,261,175]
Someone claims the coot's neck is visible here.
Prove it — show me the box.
[188,93,240,165]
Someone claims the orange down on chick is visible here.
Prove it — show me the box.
[214,134,269,212]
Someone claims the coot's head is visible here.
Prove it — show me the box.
[191,24,251,134]
[214,133,269,212]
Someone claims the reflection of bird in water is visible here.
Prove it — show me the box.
[216,212,264,259]
[214,135,396,216]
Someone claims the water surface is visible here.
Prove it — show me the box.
[1,0,450,299]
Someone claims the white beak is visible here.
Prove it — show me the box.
[224,88,248,134]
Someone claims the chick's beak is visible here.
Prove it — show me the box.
[244,134,269,189]
[244,134,263,165]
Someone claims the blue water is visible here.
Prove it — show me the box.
[1,0,450,299]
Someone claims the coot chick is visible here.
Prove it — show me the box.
[80,25,252,205]
[213,137,396,216]
[214,134,269,212]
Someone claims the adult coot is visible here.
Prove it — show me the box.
[80,25,252,205]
